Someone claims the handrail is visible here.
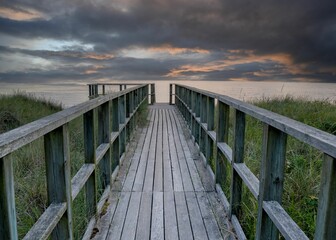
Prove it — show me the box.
[88,83,156,105]
[173,83,336,240]
[0,84,150,239]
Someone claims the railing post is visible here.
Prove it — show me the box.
[98,102,111,189]
[150,84,155,104]
[256,124,287,240]
[102,85,105,95]
[314,154,336,239]
[83,110,97,219]
[44,124,73,239]
[169,84,173,105]
[119,85,123,91]
[206,97,215,166]
[0,157,18,239]
[111,98,120,170]
[119,95,126,158]
[216,101,230,185]
[230,110,245,219]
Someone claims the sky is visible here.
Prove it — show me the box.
[0,0,336,84]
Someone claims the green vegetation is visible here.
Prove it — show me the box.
[234,96,336,239]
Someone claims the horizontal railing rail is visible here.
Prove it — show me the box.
[88,83,155,104]
[0,84,150,239]
[173,83,336,240]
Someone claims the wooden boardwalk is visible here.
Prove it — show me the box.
[91,104,235,240]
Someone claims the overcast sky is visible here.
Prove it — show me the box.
[0,0,336,83]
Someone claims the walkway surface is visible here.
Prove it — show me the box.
[91,104,235,240]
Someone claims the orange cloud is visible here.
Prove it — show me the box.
[148,44,210,55]
[84,65,105,74]
[0,7,46,21]
[166,51,310,78]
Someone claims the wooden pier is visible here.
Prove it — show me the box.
[1,83,336,240]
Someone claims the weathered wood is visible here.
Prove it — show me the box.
[151,192,164,239]
[169,83,173,105]
[83,109,97,219]
[98,102,111,189]
[133,110,156,191]
[185,192,208,240]
[216,102,230,186]
[120,192,142,240]
[23,203,67,240]
[0,157,18,240]
[71,164,95,200]
[217,142,232,163]
[263,201,308,240]
[0,85,146,159]
[107,191,131,239]
[164,191,178,240]
[154,110,163,192]
[196,191,223,240]
[234,163,259,199]
[169,110,194,192]
[256,124,287,240]
[230,110,245,218]
[151,83,156,104]
[176,84,336,158]
[314,154,336,240]
[136,192,153,240]
[175,191,193,240]
[95,143,109,164]
[162,110,174,192]
[44,124,73,239]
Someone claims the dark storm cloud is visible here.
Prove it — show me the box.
[0,0,336,82]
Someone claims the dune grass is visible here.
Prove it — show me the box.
[233,96,336,239]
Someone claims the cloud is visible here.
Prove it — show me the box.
[0,0,335,83]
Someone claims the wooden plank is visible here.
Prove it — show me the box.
[166,109,183,192]
[121,192,142,240]
[154,109,163,192]
[122,124,150,192]
[263,201,308,240]
[231,214,247,240]
[256,124,287,240]
[151,192,164,239]
[136,192,153,240]
[0,157,18,239]
[234,163,259,199]
[143,109,159,192]
[185,192,208,240]
[23,203,67,240]
[107,191,131,239]
[164,191,179,240]
[95,143,109,164]
[175,192,193,240]
[172,109,204,192]
[133,110,156,192]
[217,142,232,163]
[315,154,336,240]
[71,164,95,200]
[162,110,173,192]
[169,110,194,192]
[196,191,223,240]
[44,124,73,239]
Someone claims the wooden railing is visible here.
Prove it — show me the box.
[88,83,155,104]
[0,84,150,239]
[173,84,336,240]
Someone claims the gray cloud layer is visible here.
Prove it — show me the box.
[0,0,335,83]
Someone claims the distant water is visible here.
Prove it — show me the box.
[0,81,335,108]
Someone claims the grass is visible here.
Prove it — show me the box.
[0,91,148,239]
[235,96,336,239]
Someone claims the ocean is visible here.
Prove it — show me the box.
[0,81,335,108]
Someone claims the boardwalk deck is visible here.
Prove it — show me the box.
[90,104,236,240]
